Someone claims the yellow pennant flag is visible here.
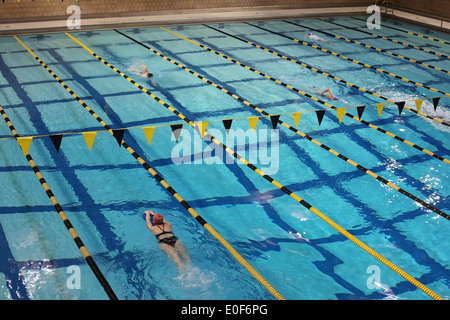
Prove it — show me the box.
[292,112,301,127]
[415,99,423,113]
[376,103,384,117]
[142,126,155,146]
[82,132,97,151]
[336,108,346,124]
[248,117,259,133]
[17,137,33,155]
[196,121,209,139]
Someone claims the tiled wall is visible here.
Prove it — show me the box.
[0,0,369,20]
[0,0,448,21]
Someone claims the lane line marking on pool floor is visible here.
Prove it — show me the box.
[350,17,450,48]
[64,32,446,300]
[283,20,450,75]
[0,103,118,301]
[243,22,450,117]
[117,28,450,216]
[13,35,284,301]
[190,24,450,164]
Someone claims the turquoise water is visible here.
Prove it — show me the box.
[0,16,449,300]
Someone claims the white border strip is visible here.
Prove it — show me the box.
[0,6,367,33]
[0,6,448,35]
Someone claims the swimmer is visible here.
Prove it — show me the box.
[145,210,190,271]
[313,86,339,101]
[302,32,330,44]
[141,65,158,86]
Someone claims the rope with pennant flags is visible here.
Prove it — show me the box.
[2,93,447,155]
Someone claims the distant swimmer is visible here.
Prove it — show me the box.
[313,86,339,101]
[303,32,330,44]
[142,65,158,86]
[145,210,190,271]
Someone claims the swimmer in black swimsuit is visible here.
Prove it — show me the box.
[145,210,190,271]
[142,65,158,86]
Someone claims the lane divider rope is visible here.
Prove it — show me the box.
[13,34,285,301]
[197,24,450,164]
[66,31,444,300]
[243,22,450,124]
[283,20,450,75]
[156,25,450,218]
[0,103,118,300]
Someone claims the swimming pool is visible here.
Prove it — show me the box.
[0,15,449,300]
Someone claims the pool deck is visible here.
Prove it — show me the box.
[1,5,449,36]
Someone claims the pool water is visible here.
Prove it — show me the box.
[0,16,449,300]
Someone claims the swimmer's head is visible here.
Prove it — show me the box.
[308,32,312,35]
[153,214,164,225]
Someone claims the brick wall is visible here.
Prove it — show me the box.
[0,0,369,21]
[0,0,448,21]
[395,0,449,20]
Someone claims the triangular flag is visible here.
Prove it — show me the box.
[17,137,32,155]
[170,124,183,142]
[49,134,63,153]
[196,121,209,139]
[142,126,155,146]
[357,106,365,120]
[336,108,346,124]
[292,112,301,127]
[395,101,405,116]
[415,99,423,113]
[112,129,125,147]
[248,117,259,133]
[270,115,280,129]
[376,103,384,117]
[223,119,233,133]
[82,132,97,151]
[432,97,440,111]
[316,110,325,126]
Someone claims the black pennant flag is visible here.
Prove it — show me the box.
[270,115,280,129]
[357,106,365,120]
[222,119,233,133]
[170,124,183,142]
[112,129,125,147]
[49,134,63,153]
[316,110,325,126]
[432,97,440,111]
[395,101,405,116]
